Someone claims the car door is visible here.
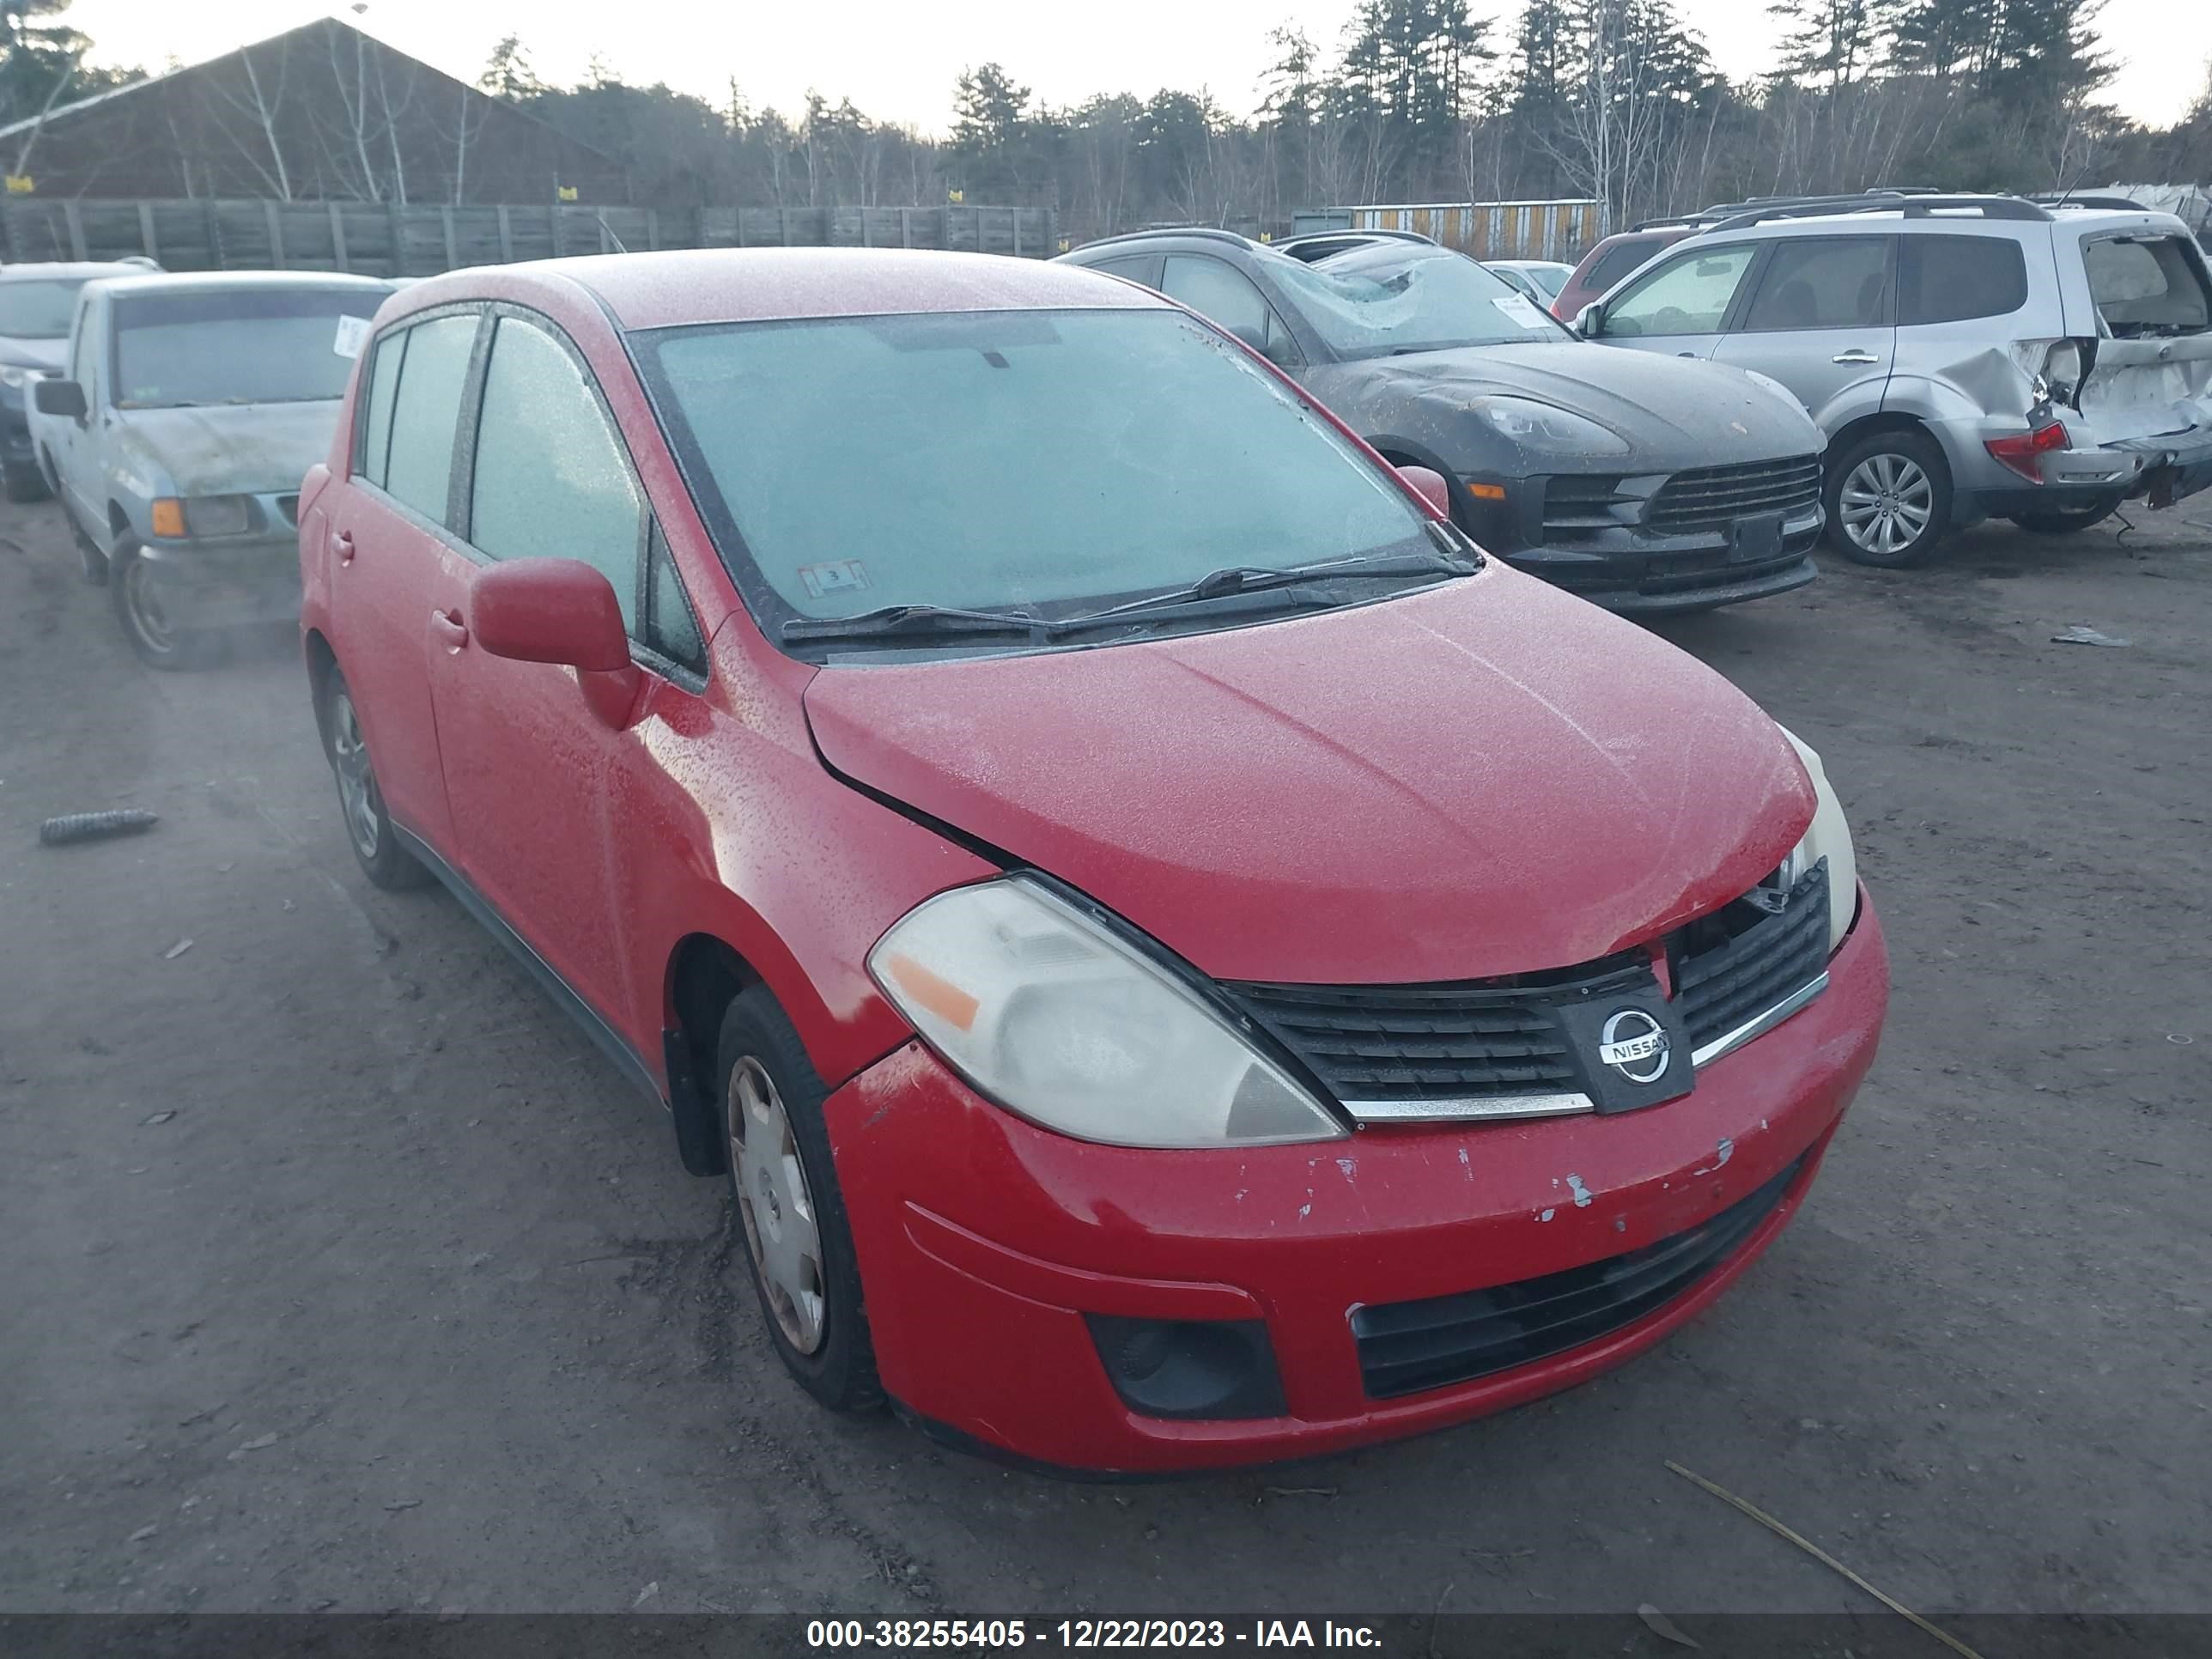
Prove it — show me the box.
[423,307,697,1032]
[320,308,483,857]
[1590,241,1761,362]
[1711,235,1896,425]
[1159,254,1304,374]
[53,295,104,532]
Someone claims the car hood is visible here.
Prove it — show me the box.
[112,402,339,496]
[1312,342,1824,474]
[0,336,68,373]
[803,568,1816,985]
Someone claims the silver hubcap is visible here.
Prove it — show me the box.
[728,1057,825,1355]
[1839,453,1934,556]
[123,561,173,651]
[328,690,382,860]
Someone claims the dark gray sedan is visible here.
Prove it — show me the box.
[1058,229,1826,614]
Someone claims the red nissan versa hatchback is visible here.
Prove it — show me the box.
[298,247,1887,1474]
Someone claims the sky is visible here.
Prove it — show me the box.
[63,0,2212,136]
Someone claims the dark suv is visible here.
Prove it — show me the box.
[1060,228,1827,615]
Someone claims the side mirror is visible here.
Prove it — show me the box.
[1395,464,1452,519]
[33,379,87,421]
[470,557,631,672]
[1574,302,1604,339]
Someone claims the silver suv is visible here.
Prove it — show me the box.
[1574,194,2212,566]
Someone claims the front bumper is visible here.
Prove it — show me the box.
[824,890,1888,1474]
[1463,489,1823,613]
[137,534,303,628]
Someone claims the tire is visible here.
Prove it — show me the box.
[2,459,48,503]
[109,541,209,669]
[1825,429,1954,568]
[716,986,883,1414]
[318,665,434,890]
[2008,498,2119,535]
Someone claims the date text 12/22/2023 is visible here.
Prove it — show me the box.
[806,1621,1383,1650]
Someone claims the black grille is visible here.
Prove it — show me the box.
[1230,963,1649,1103]
[1647,455,1821,532]
[1350,1153,1805,1398]
[1674,863,1830,1050]
[1223,869,1827,1107]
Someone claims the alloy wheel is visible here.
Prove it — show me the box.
[728,1055,827,1355]
[1838,453,1935,559]
[328,689,383,861]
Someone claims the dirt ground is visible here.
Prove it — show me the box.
[2,491,2207,1623]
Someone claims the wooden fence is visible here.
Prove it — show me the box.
[0,200,1060,277]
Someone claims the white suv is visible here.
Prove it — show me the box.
[1575,193,2212,566]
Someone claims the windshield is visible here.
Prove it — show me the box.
[635,307,1437,643]
[113,288,386,408]
[0,278,88,339]
[1257,246,1571,359]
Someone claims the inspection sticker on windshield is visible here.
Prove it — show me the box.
[1490,294,1553,331]
[331,315,373,360]
[798,560,872,599]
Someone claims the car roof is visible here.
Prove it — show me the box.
[91,270,394,297]
[1486,258,1571,270]
[0,261,154,282]
[404,247,1170,331]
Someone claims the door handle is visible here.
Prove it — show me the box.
[429,609,468,650]
[1832,349,1881,365]
[331,529,355,565]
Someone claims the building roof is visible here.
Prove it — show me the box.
[0,17,620,173]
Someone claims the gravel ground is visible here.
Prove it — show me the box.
[1,494,2207,1622]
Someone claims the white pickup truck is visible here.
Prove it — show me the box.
[32,270,391,666]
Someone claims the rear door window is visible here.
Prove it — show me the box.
[1602,245,1759,337]
[468,313,646,629]
[1739,238,1893,331]
[380,313,478,525]
[1583,236,1668,295]
[1896,236,2029,325]
[2083,235,2211,337]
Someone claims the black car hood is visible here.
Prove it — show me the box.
[1306,342,1826,476]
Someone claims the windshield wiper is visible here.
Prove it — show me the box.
[1065,550,1477,626]
[781,602,1048,643]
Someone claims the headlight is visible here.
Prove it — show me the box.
[0,363,44,391]
[1774,725,1856,952]
[1464,395,1632,457]
[867,877,1345,1148]
[183,495,254,537]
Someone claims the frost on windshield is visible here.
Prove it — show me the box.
[1260,249,1566,359]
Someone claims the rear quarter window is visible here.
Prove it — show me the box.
[2084,236,2210,336]
[1897,236,2028,325]
[380,313,478,526]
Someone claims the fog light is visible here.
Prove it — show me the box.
[1085,1316,1287,1420]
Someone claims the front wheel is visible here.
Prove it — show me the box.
[110,543,206,669]
[1825,430,1953,568]
[718,987,883,1414]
